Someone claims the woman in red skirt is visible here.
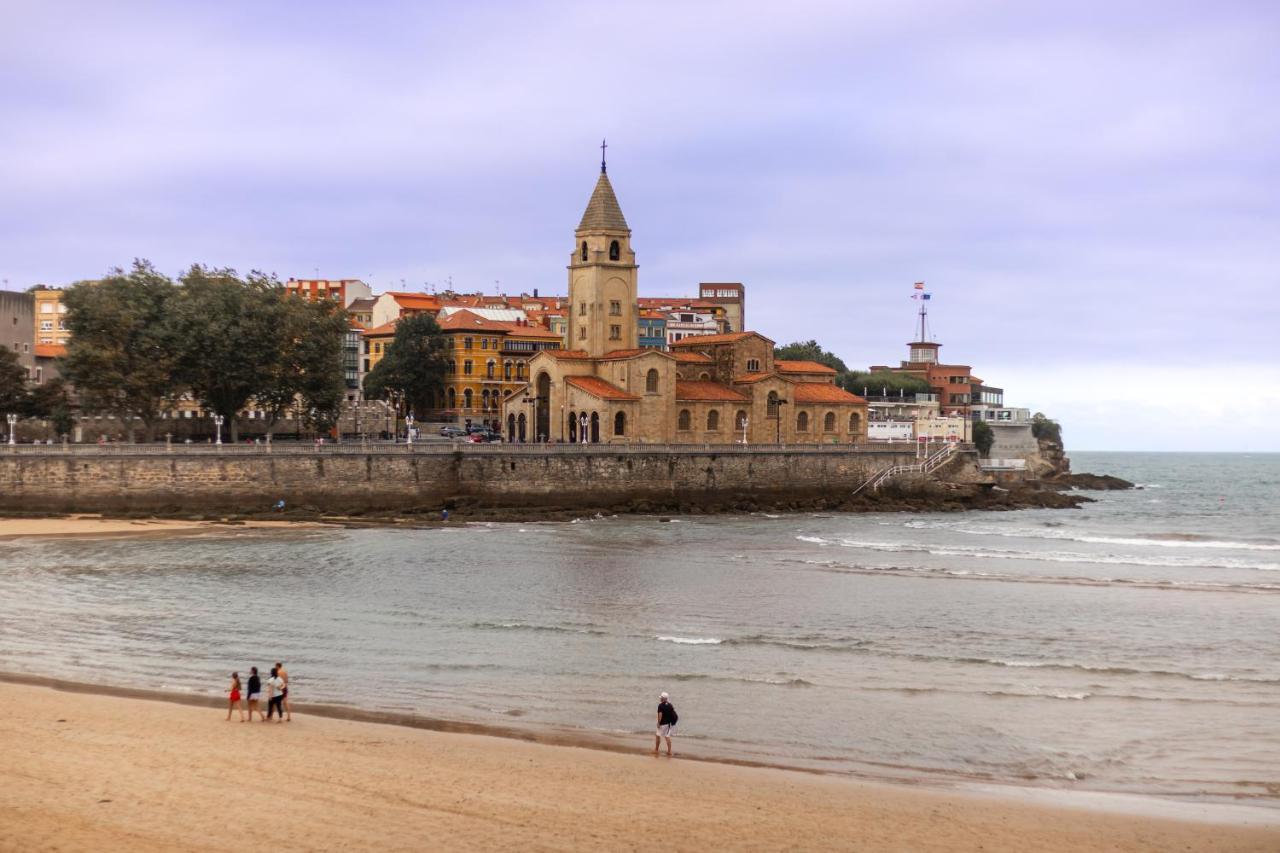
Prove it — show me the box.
[226,672,245,722]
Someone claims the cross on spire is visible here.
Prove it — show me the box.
[600,138,607,174]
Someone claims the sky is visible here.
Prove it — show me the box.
[1,1,1277,451]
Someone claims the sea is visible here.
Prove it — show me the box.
[1,451,1277,809]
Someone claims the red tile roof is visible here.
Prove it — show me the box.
[564,376,640,401]
[792,384,867,405]
[437,309,511,333]
[597,348,673,361]
[388,292,442,310]
[777,360,837,375]
[672,351,713,364]
[675,381,749,402]
[670,331,773,347]
[34,344,66,358]
[733,372,775,384]
[363,321,398,336]
[544,350,592,360]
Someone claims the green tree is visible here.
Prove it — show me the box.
[0,346,29,416]
[60,260,182,442]
[774,340,849,374]
[362,313,448,417]
[254,295,348,438]
[972,419,994,457]
[171,267,286,442]
[1031,412,1062,445]
[840,370,932,397]
[27,377,75,439]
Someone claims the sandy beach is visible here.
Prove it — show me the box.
[0,514,318,540]
[1,681,1276,852]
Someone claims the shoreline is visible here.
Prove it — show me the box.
[2,679,1276,852]
[3,670,1275,828]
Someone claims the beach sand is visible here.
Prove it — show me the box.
[0,515,316,540]
[1,682,1276,852]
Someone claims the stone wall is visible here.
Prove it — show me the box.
[0,446,931,514]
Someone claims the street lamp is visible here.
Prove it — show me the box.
[213,414,224,446]
[6,413,15,445]
[774,399,788,444]
[521,393,535,442]
[740,414,749,445]
[405,411,415,445]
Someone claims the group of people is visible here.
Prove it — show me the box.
[225,663,291,723]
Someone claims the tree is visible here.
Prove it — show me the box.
[774,340,849,374]
[254,295,347,438]
[972,419,994,457]
[840,370,932,397]
[362,313,448,416]
[27,377,74,439]
[171,267,286,442]
[0,346,28,416]
[1031,412,1062,445]
[60,261,183,442]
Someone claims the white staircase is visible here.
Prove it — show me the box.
[851,443,957,497]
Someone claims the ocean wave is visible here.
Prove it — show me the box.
[792,536,1280,573]
[666,672,815,687]
[796,559,1280,595]
[656,636,722,645]
[951,525,1280,552]
[470,621,606,635]
[945,657,1280,685]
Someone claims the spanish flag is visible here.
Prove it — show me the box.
[913,282,925,290]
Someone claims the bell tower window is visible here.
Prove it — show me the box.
[581,241,588,262]
[609,240,620,261]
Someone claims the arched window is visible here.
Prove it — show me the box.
[699,372,710,381]
[796,411,809,432]
[677,409,692,431]
[734,410,748,430]
[504,361,512,381]
[516,361,525,379]
[507,414,516,442]
[447,387,456,409]
[517,412,527,442]
[581,241,589,261]
[767,391,779,417]
[609,240,620,261]
[486,360,495,379]
[746,358,760,372]
[481,389,490,410]
[706,410,719,431]
[463,388,473,410]
[614,411,625,436]
[824,411,836,432]
[646,368,659,393]
[568,411,577,443]
[590,411,600,443]
[849,412,862,438]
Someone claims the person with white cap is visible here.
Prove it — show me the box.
[654,691,678,756]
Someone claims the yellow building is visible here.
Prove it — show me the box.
[32,287,70,346]
[438,310,562,429]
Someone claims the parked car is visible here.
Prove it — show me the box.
[468,430,502,443]
[439,426,467,438]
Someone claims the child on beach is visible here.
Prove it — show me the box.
[654,692,678,756]
[266,667,285,722]
[226,672,244,722]
[246,667,265,722]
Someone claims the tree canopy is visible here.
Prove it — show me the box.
[0,346,28,415]
[774,340,849,374]
[972,419,994,457]
[362,313,449,416]
[840,370,932,397]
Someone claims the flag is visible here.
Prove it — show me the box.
[922,293,931,300]
[913,282,925,290]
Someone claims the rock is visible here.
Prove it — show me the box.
[1049,473,1134,491]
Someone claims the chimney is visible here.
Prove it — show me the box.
[533,288,539,298]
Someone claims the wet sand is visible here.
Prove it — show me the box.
[1,681,1276,852]
[0,514,320,540]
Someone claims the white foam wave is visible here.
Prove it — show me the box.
[657,636,722,645]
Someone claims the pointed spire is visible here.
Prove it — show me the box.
[601,138,608,174]
[578,170,629,231]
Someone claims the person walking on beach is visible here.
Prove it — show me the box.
[246,666,265,722]
[654,691,678,756]
[226,672,245,722]
[275,661,292,722]
[265,667,286,723]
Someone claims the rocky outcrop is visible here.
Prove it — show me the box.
[1046,472,1134,491]
[1027,429,1070,479]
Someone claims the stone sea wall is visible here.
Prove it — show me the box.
[0,446,957,515]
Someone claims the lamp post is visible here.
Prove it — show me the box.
[213,414,224,446]
[6,413,15,445]
[774,399,788,445]
[405,411,415,445]
[521,393,536,442]
[740,415,749,445]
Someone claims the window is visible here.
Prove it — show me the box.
[767,391,779,417]
[486,361,495,379]
[609,325,621,340]
[746,358,759,372]
[464,337,473,351]
[677,409,691,430]
[448,388,456,408]
[735,410,748,430]
[581,241,588,261]
[363,358,370,372]
[463,388,472,409]
[40,304,53,314]
[609,300,621,315]
[614,411,625,436]
[464,360,473,376]
[609,240,620,261]
[579,302,587,316]
[481,338,488,350]
[504,362,513,381]
[699,372,710,381]
[39,321,52,331]
[646,368,659,393]
[517,361,525,379]
[363,340,369,354]
[706,410,719,431]
[824,411,836,432]
[374,343,382,354]
[796,411,809,432]
[448,360,456,375]
[579,326,587,341]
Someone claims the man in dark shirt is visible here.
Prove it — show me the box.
[654,691,678,756]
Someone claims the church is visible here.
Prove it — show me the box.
[500,160,868,445]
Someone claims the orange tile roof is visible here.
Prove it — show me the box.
[34,344,66,358]
[639,311,667,320]
[670,331,773,347]
[437,309,511,333]
[733,372,775,384]
[792,384,867,405]
[388,292,442,309]
[544,350,592,360]
[363,321,398,336]
[675,380,749,402]
[673,351,713,364]
[564,375,640,401]
[777,360,837,375]
[499,323,562,339]
[596,348,672,361]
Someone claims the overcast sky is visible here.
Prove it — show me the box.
[2,1,1277,451]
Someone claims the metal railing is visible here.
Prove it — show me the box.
[850,443,959,496]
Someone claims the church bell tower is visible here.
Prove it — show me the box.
[567,141,638,357]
